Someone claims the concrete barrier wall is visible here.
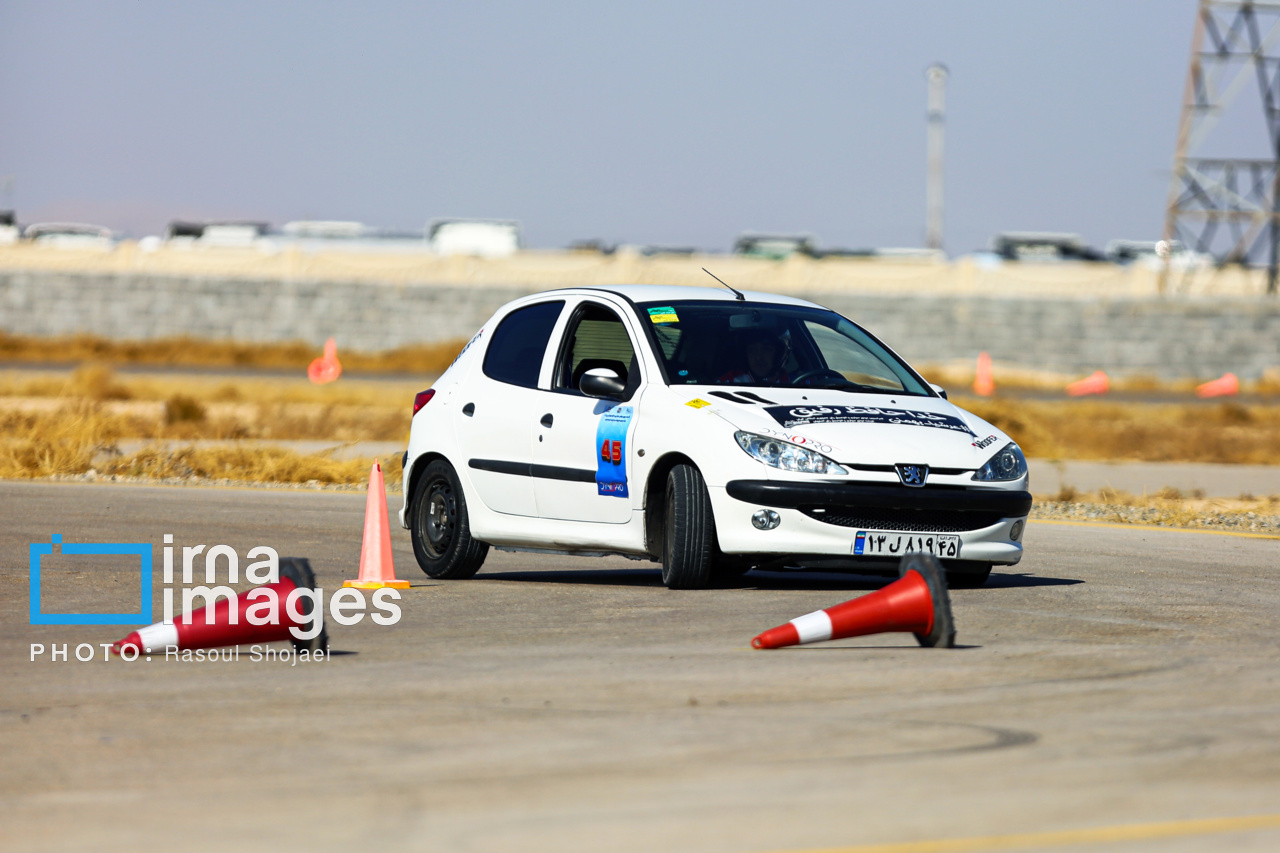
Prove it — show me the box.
[2,269,1278,380]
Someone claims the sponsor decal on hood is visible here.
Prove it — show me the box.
[765,405,976,436]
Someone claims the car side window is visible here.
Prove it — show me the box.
[554,302,640,399]
[481,300,565,388]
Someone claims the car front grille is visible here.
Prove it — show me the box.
[799,506,1006,533]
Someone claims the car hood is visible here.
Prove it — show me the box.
[673,386,1010,470]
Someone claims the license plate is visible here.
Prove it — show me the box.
[853,531,960,559]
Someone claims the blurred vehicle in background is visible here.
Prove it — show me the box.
[163,220,271,249]
[23,222,116,249]
[638,245,697,256]
[811,247,876,259]
[863,247,947,262]
[278,220,428,254]
[0,211,18,245]
[428,219,521,257]
[567,239,617,255]
[733,233,819,260]
[282,220,372,240]
[1106,239,1212,270]
[989,232,1105,262]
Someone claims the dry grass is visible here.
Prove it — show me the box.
[0,364,426,408]
[955,396,1280,464]
[0,402,131,478]
[0,330,466,375]
[0,401,400,485]
[3,361,1280,486]
[0,366,416,442]
[102,444,403,486]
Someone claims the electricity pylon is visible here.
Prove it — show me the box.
[1164,0,1280,294]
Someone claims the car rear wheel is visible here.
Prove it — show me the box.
[411,459,488,579]
[661,464,716,589]
[945,560,992,588]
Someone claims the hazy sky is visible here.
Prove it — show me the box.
[0,1,1229,253]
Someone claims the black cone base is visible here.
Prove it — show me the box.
[280,557,329,653]
[898,553,956,648]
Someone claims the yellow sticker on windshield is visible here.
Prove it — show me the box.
[685,398,711,409]
[647,306,679,324]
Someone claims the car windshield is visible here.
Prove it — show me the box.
[637,300,932,395]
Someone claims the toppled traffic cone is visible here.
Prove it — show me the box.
[112,558,327,655]
[1196,372,1239,398]
[344,462,410,590]
[1066,370,1109,397]
[973,351,995,397]
[308,337,342,384]
[752,553,955,649]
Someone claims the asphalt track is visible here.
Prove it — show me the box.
[2,481,1278,853]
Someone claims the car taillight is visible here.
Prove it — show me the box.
[413,389,435,415]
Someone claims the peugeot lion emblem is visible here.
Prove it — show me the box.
[896,464,928,487]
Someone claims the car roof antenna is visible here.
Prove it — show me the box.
[703,267,745,301]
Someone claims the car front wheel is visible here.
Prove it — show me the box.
[661,464,716,589]
[410,459,489,579]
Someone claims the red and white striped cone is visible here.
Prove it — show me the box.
[112,557,327,656]
[752,553,955,649]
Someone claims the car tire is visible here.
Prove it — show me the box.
[410,459,489,579]
[945,560,993,588]
[661,464,716,589]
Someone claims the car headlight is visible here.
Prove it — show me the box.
[734,431,847,475]
[972,442,1028,482]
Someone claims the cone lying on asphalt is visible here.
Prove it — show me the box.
[344,461,410,590]
[1196,372,1239,398]
[751,553,955,649]
[112,557,328,655]
[1066,370,1109,397]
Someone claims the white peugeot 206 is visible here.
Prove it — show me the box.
[400,285,1031,589]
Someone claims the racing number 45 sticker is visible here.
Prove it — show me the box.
[595,406,634,497]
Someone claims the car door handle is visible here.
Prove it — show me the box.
[540,413,554,428]
[462,403,475,416]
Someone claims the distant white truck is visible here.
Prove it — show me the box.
[428,219,521,258]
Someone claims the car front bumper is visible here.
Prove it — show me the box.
[711,479,1032,565]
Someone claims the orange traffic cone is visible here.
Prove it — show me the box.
[752,553,955,649]
[973,351,995,397]
[1066,370,1109,397]
[1196,372,1239,398]
[112,558,327,655]
[308,337,342,384]
[344,462,410,589]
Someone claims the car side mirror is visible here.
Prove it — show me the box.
[929,383,948,400]
[579,368,626,399]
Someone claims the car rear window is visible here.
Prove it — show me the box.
[482,300,565,387]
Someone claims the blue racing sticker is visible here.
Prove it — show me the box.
[595,405,634,497]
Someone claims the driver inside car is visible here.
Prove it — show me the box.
[720,330,791,385]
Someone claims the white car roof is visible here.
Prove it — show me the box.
[566,284,826,309]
